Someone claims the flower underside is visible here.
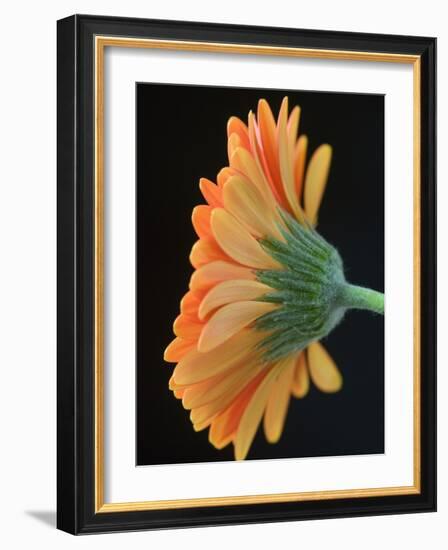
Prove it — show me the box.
[162,96,384,461]
[255,211,346,361]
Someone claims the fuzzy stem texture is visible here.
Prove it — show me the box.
[340,283,384,315]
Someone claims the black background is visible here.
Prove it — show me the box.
[136,83,384,466]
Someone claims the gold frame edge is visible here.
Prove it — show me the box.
[94,36,422,513]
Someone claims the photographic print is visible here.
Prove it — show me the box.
[136,83,385,465]
[57,16,435,533]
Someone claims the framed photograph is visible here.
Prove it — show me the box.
[57,14,436,534]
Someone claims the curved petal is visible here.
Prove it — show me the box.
[197,300,277,352]
[227,116,250,150]
[247,112,283,207]
[182,360,261,410]
[198,279,271,320]
[189,260,255,293]
[307,341,343,393]
[294,135,308,201]
[192,205,212,238]
[180,290,203,316]
[209,425,234,450]
[263,356,295,443]
[168,375,182,391]
[291,352,310,398]
[234,367,277,460]
[230,146,274,206]
[189,362,263,427]
[208,369,267,449]
[228,132,242,162]
[223,175,282,239]
[304,144,332,225]
[287,105,301,156]
[173,329,263,385]
[164,337,196,363]
[211,208,280,269]
[217,166,236,188]
[257,99,283,199]
[189,238,228,268]
[278,97,305,222]
[173,314,204,340]
[199,177,223,207]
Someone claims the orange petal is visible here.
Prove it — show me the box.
[189,260,255,293]
[211,208,280,269]
[182,360,257,410]
[173,314,204,340]
[192,361,267,431]
[307,341,342,392]
[199,178,223,207]
[230,146,275,206]
[209,369,268,449]
[304,144,332,225]
[190,399,227,428]
[247,113,282,207]
[278,97,305,222]
[228,133,242,162]
[189,238,228,268]
[192,417,214,432]
[197,300,277,352]
[180,290,203,316]
[222,175,282,239]
[209,426,234,450]
[263,356,295,443]
[294,135,308,201]
[164,337,196,363]
[217,167,236,188]
[287,105,301,156]
[189,364,258,427]
[198,279,271,320]
[169,375,183,391]
[234,367,277,460]
[192,205,212,238]
[257,99,283,200]
[227,116,250,149]
[291,352,310,398]
[173,329,264,385]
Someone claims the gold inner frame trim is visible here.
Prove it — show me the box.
[94,35,422,513]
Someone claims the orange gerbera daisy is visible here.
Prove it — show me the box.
[164,97,384,460]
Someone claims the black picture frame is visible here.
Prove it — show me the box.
[57,14,436,534]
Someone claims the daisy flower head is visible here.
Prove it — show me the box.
[164,97,384,461]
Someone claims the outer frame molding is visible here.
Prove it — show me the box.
[57,14,436,534]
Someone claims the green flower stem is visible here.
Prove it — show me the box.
[340,283,384,315]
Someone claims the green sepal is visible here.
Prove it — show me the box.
[254,212,347,360]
